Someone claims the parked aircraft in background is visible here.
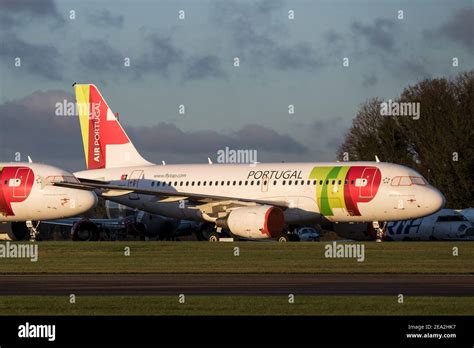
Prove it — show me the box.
[57,199,195,241]
[460,208,474,224]
[331,208,474,241]
[384,209,474,241]
[294,227,320,241]
[0,163,97,240]
[55,84,445,242]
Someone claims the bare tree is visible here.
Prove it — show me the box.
[338,71,473,208]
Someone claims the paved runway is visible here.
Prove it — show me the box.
[0,274,472,296]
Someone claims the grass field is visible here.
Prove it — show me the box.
[0,295,472,315]
[0,241,472,274]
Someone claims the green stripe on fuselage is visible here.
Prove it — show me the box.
[309,166,350,216]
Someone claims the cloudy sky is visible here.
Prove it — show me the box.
[0,0,472,171]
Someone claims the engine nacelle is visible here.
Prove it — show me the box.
[0,222,27,241]
[105,201,136,219]
[106,201,179,240]
[135,211,179,240]
[1,222,33,241]
[216,205,285,239]
[71,219,100,241]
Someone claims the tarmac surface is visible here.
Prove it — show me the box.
[0,274,473,296]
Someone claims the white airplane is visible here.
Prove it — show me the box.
[55,84,445,242]
[384,209,474,241]
[0,162,97,240]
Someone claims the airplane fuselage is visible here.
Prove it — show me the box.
[75,161,445,225]
[0,163,97,222]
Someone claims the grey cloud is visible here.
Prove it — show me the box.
[324,30,344,45]
[0,34,62,80]
[0,90,83,171]
[235,124,308,153]
[0,0,64,28]
[0,12,16,29]
[424,7,474,52]
[397,59,431,79]
[78,39,123,72]
[212,0,322,72]
[87,9,124,28]
[0,0,58,16]
[351,18,397,52]
[126,122,308,155]
[183,55,224,81]
[135,33,183,77]
[272,43,321,71]
[310,117,350,150]
[362,74,378,87]
[135,33,227,81]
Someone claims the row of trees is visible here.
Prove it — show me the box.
[338,71,473,208]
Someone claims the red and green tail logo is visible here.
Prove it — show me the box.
[75,84,129,169]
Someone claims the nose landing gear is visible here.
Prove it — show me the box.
[26,220,40,242]
[372,221,387,242]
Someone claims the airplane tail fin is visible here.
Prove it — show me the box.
[74,84,151,169]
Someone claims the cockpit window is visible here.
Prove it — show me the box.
[436,215,467,222]
[409,176,427,185]
[399,177,412,186]
[391,176,427,186]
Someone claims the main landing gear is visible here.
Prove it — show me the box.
[26,220,40,242]
[372,221,387,242]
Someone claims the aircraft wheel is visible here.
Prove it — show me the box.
[72,221,99,241]
[10,222,30,241]
[208,232,220,242]
[277,235,289,243]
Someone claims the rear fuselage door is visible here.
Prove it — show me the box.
[261,175,269,193]
[128,170,144,200]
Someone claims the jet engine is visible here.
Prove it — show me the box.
[215,205,285,239]
[106,202,179,240]
[2,222,30,241]
[71,219,100,241]
[135,211,179,240]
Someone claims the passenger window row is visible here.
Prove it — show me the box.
[148,179,360,187]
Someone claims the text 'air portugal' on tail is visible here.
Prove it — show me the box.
[74,83,151,170]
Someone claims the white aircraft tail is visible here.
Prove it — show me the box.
[74,84,151,169]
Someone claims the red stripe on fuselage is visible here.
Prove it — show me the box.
[0,167,35,216]
[344,166,382,216]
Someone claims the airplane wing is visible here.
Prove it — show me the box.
[43,218,124,227]
[53,180,289,209]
